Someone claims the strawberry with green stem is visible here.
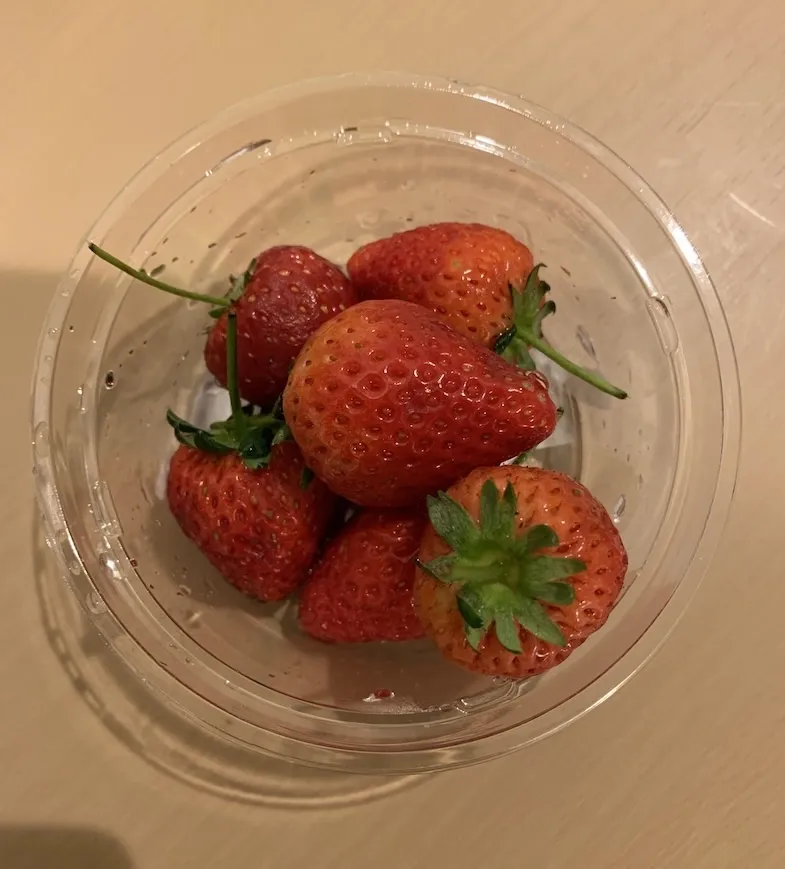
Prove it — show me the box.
[165,311,334,601]
[347,222,626,399]
[89,242,358,408]
[414,465,627,678]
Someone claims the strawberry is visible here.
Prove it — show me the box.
[348,222,533,347]
[88,243,358,408]
[347,222,626,398]
[299,508,427,642]
[414,465,627,678]
[168,441,333,600]
[204,246,358,407]
[283,299,558,508]
[166,312,335,600]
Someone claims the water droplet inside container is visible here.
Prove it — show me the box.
[575,325,597,359]
[104,371,116,389]
[52,528,82,575]
[86,591,108,614]
[48,327,58,336]
[76,384,89,414]
[178,583,192,596]
[98,552,120,579]
[333,128,355,146]
[33,421,49,458]
[646,296,679,354]
[184,610,201,627]
[611,494,626,524]
[358,212,379,228]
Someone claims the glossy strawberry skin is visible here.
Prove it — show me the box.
[347,222,534,347]
[299,508,427,643]
[205,246,358,408]
[415,466,628,678]
[283,300,557,508]
[166,440,335,601]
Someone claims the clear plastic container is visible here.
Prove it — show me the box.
[31,72,740,776]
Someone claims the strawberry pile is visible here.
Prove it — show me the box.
[89,222,628,679]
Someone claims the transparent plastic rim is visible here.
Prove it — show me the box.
[31,72,741,773]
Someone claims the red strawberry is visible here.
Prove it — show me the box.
[168,441,333,600]
[347,223,626,398]
[348,222,533,347]
[414,465,628,678]
[204,246,358,407]
[299,508,427,642]
[88,243,358,408]
[283,299,558,508]
[165,312,335,600]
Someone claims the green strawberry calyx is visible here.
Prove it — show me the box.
[494,265,628,400]
[417,480,586,652]
[167,312,291,471]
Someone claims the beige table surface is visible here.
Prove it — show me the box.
[1,1,783,867]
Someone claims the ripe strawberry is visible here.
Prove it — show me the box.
[347,222,626,398]
[166,312,334,600]
[414,465,627,678]
[168,441,333,600]
[283,299,558,508]
[88,243,358,408]
[299,508,427,642]
[348,222,533,347]
[204,246,358,407]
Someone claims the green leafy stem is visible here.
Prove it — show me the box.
[494,265,628,400]
[166,312,290,470]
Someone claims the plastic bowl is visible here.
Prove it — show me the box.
[31,72,740,774]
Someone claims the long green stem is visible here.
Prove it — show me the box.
[225,312,246,437]
[521,330,628,399]
[88,243,230,308]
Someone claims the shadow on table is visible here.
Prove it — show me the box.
[31,513,422,810]
[0,825,134,869]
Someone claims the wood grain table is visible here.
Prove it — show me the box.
[1,1,782,867]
